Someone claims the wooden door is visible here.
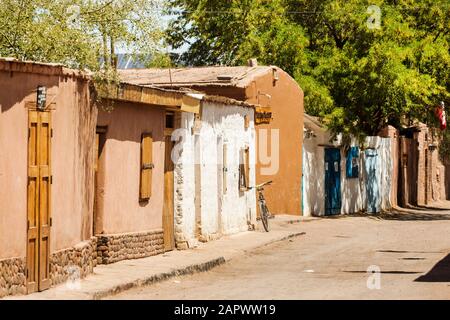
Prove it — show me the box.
[27,110,52,293]
[163,135,175,251]
[324,148,341,216]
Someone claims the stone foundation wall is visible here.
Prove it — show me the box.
[50,237,97,287]
[0,238,97,299]
[96,230,164,265]
[0,257,27,298]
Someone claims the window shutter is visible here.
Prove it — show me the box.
[239,147,250,191]
[140,133,153,200]
[244,147,250,188]
[346,147,359,178]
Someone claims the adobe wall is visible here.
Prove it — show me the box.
[0,62,97,297]
[0,67,95,258]
[96,101,166,235]
[245,67,304,216]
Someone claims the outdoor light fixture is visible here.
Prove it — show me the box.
[272,68,279,82]
[36,85,47,111]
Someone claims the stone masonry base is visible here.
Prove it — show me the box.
[50,237,97,287]
[0,237,97,299]
[96,230,164,265]
[0,257,27,298]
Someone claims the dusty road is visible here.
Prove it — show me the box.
[108,206,450,300]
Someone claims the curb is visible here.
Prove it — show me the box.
[96,231,306,299]
[92,257,227,300]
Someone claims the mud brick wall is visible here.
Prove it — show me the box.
[50,237,97,286]
[96,230,164,265]
[0,257,27,298]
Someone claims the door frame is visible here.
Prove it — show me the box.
[162,112,177,251]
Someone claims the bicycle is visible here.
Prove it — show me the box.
[250,181,273,232]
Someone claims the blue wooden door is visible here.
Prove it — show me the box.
[365,149,381,213]
[325,148,341,216]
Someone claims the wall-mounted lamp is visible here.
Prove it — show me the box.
[36,86,47,111]
[272,68,279,82]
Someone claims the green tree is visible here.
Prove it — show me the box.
[0,0,166,71]
[167,0,450,137]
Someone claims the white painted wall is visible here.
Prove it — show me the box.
[302,132,325,216]
[378,137,393,211]
[303,129,393,216]
[341,145,365,215]
[174,101,257,247]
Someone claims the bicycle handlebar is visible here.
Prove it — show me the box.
[249,181,273,190]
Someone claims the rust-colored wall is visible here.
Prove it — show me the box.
[0,65,96,260]
[96,101,165,235]
[245,68,304,215]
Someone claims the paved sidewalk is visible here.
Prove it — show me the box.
[7,215,310,300]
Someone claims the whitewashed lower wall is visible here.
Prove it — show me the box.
[174,102,256,248]
[302,133,393,216]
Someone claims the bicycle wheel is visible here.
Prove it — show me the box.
[260,204,270,232]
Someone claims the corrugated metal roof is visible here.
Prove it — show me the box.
[118,66,274,88]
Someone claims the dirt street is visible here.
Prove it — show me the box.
[108,206,450,300]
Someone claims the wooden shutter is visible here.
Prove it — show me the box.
[223,144,228,194]
[244,147,250,188]
[140,132,153,200]
[239,147,250,191]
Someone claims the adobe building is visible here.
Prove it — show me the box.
[381,123,447,208]
[0,58,97,298]
[119,64,304,216]
[94,83,202,261]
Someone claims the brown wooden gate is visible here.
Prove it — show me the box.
[27,110,52,293]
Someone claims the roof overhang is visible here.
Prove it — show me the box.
[98,81,272,121]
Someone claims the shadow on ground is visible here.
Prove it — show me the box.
[415,254,450,282]
[320,211,450,221]
[343,271,422,275]
[376,210,450,221]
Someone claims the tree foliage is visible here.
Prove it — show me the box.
[166,0,450,136]
[0,0,166,71]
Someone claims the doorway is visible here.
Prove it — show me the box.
[324,148,341,216]
[93,127,107,236]
[27,110,52,293]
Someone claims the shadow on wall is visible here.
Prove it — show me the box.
[0,77,59,113]
[97,100,165,144]
[415,253,450,282]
